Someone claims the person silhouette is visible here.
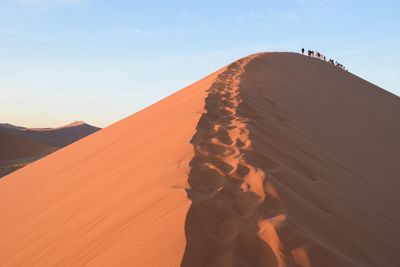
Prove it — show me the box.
[301,48,305,55]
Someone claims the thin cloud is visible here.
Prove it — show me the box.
[292,0,333,8]
[6,0,85,9]
[248,10,269,21]
[245,10,301,23]
[110,26,152,37]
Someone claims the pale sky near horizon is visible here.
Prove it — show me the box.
[1,0,399,128]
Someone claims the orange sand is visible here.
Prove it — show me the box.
[0,67,222,266]
[0,52,399,266]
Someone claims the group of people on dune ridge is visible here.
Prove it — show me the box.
[301,48,347,70]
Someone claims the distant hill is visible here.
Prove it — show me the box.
[0,131,56,162]
[0,123,26,131]
[0,121,100,148]
[0,131,57,177]
[0,121,100,177]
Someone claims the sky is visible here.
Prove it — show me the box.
[0,0,399,128]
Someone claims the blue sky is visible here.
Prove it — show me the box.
[1,0,399,127]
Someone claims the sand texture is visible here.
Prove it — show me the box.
[0,52,399,266]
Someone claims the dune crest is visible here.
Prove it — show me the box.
[182,52,400,266]
[181,54,289,267]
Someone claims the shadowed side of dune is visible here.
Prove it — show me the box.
[0,131,56,161]
[239,53,400,267]
[181,52,400,267]
[0,131,58,177]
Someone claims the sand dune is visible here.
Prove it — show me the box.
[0,68,223,266]
[0,131,56,162]
[0,52,399,266]
[0,122,100,177]
[0,131,57,178]
[182,53,400,266]
[0,121,100,148]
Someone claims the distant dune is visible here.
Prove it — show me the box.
[0,131,56,161]
[0,131,57,177]
[0,52,399,266]
[0,121,100,148]
[0,121,100,177]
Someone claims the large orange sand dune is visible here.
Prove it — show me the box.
[0,53,399,266]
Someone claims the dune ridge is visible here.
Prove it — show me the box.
[182,54,290,267]
[182,52,400,267]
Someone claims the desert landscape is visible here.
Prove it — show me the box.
[0,122,100,177]
[1,1,399,266]
[0,52,399,266]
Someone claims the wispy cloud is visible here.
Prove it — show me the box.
[248,10,269,21]
[4,0,85,10]
[109,25,152,37]
[292,0,333,8]
[240,10,301,23]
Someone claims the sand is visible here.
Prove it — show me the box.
[0,52,399,266]
[0,67,223,266]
